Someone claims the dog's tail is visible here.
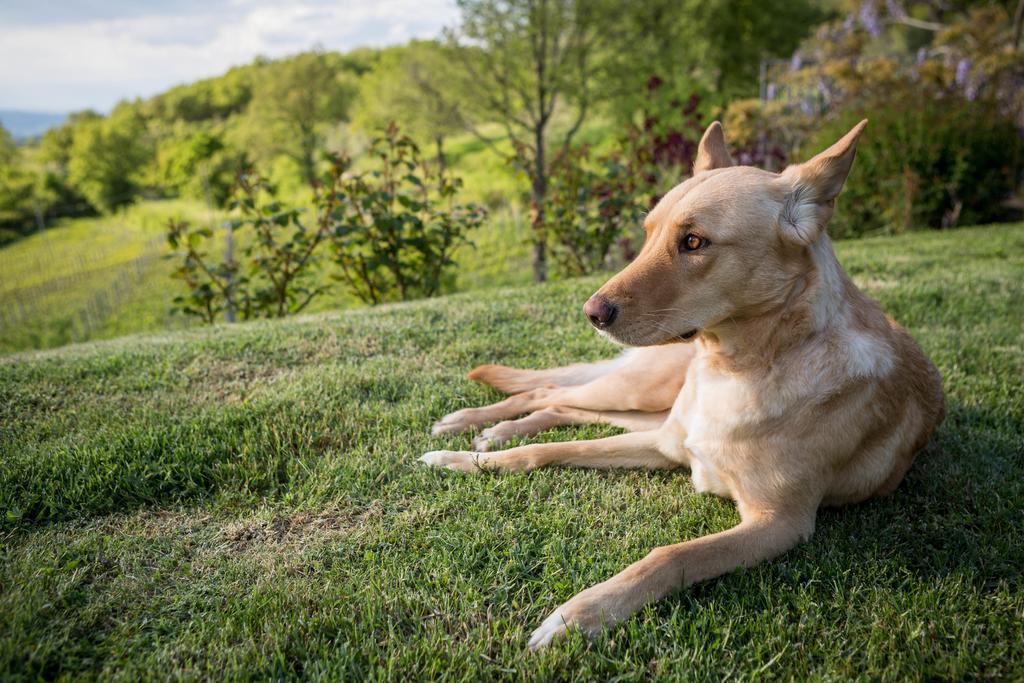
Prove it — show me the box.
[466,361,615,394]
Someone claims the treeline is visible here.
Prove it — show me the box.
[2,0,1022,276]
[0,0,828,250]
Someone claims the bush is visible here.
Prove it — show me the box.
[722,2,1024,237]
[544,145,646,276]
[166,170,332,323]
[166,123,485,322]
[543,83,714,277]
[810,98,1022,238]
[327,123,485,303]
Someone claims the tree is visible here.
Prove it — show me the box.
[66,104,152,212]
[154,127,246,207]
[353,41,464,169]
[691,0,826,96]
[595,0,825,122]
[245,51,357,187]
[447,0,599,282]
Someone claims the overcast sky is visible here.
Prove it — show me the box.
[0,0,458,113]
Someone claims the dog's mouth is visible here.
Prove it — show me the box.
[598,323,700,347]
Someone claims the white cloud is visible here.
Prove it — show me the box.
[0,0,458,111]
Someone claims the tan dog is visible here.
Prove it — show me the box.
[420,120,945,650]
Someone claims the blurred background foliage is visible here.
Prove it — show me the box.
[1,0,1022,341]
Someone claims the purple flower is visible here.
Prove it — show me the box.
[790,54,803,72]
[955,58,971,86]
[766,84,777,101]
[965,83,978,101]
[843,13,856,32]
[739,152,754,166]
[800,98,814,115]
[859,0,882,37]
[916,47,928,65]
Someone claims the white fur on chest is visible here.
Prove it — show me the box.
[660,358,760,497]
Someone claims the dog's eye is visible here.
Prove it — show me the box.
[680,234,707,252]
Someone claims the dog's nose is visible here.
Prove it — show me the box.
[584,295,618,329]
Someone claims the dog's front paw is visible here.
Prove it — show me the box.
[418,450,489,474]
[430,410,474,436]
[527,610,571,650]
[527,589,614,651]
[472,426,508,452]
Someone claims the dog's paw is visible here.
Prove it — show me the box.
[418,450,488,474]
[430,410,473,436]
[527,589,613,650]
[472,427,507,452]
[527,611,570,650]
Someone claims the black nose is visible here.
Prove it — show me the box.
[583,295,618,329]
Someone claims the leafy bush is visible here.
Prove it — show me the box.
[166,123,484,322]
[544,145,646,276]
[812,98,1022,238]
[166,171,332,322]
[327,123,485,303]
[722,2,1024,236]
[543,83,712,276]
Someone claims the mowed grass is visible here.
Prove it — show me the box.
[1,223,1022,680]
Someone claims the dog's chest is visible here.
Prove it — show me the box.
[661,363,765,497]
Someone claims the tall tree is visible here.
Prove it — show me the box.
[246,51,356,186]
[447,0,598,282]
[66,104,152,212]
[352,41,464,169]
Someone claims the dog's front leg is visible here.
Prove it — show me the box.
[528,509,815,649]
[420,430,677,473]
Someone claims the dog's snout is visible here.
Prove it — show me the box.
[584,295,618,329]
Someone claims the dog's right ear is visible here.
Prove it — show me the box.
[693,121,733,174]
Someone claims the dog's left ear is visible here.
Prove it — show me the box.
[693,121,733,174]
[777,119,868,245]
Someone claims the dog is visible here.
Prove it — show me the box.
[420,120,945,650]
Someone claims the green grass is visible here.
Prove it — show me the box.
[1,223,1022,680]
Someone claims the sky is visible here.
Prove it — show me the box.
[0,0,459,113]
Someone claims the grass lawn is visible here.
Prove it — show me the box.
[1,223,1022,680]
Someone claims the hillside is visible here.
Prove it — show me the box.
[0,117,541,355]
[2,223,1022,678]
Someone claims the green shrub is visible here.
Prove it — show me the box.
[166,171,332,323]
[166,124,485,322]
[328,123,485,303]
[544,145,646,276]
[810,98,1022,239]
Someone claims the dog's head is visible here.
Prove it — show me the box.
[584,120,867,346]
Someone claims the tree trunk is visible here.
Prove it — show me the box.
[1014,0,1024,50]
[531,127,548,283]
[435,135,447,173]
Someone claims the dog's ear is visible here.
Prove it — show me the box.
[777,119,867,246]
[693,121,733,174]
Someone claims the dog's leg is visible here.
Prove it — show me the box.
[421,430,679,472]
[473,408,669,451]
[433,365,680,436]
[468,360,619,394]
[527,508,816,649]
[431,386,569,436]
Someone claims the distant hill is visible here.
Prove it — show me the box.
[0,110,68,141]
